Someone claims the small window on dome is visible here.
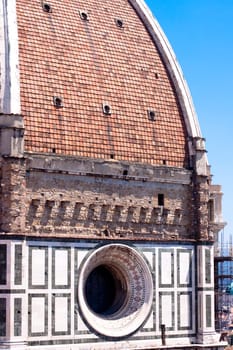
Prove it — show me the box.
[53,96,63,108]
[79,10,89,21]
[102,103,111,115]
[147,109,156,121]
[115,18,124,28]
[42,2,52,13]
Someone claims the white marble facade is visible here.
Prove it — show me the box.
[0,239,221,350]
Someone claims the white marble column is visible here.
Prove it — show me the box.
[197,244,220,344]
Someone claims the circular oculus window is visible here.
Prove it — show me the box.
[77,244,153,338]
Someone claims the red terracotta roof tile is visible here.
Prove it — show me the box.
[16,0,188,167]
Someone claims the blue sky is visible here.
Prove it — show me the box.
[145,0,233,241]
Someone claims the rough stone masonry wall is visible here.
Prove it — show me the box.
[0,157,26,233]
[192,173,210,240]
[23,155,196,241]
[0,154,213,242]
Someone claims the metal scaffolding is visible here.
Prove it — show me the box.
[214,232,233,332]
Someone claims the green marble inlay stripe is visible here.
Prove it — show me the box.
[0,245,7,285]
[14,298,22,336]
[205,249,211,284]
[206,294,212,328]
[14,245,22,285]
[0,298,6,336]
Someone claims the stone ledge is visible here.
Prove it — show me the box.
[26,153,192,184]
[0,114,24,129]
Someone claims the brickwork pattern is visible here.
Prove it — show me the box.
[16,0,188,167]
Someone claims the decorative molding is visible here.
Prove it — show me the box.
[26,197,186,239]
[77,244,153,338]
[177,249,192,288]
[159,291,175,331]
[52,248,71,289]
[52,294,71,336]
[28,294,48,337]
[159,248,174,288]
[177,292,193,331]
[28,247,48,289]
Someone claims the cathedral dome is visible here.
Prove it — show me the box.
[11,0,202,168]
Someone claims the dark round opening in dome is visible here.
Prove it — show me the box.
[148,109,156,121]
[115,18,124,28]
[85,264,126,316]
[42,3,51,12]
[80,11,88,21]
[103,104,111,115]
[53,96,63,108]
